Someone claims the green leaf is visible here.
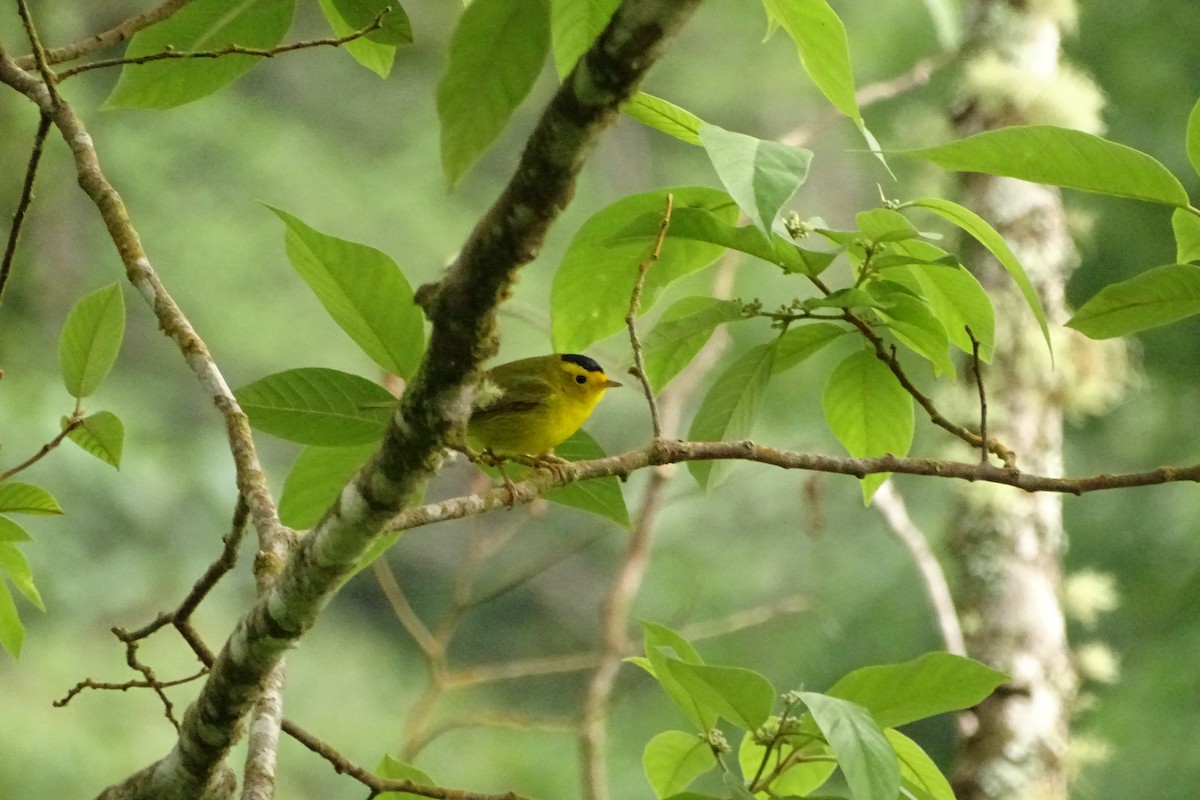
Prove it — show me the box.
[879,256,995,361]
[549,0,619,77]
[437,0,549,186]
[0,579,23,658]
[64,411,125,469]
[552,187,738,352]
[738,728,836,797]
[543,429,630,528]
[644,731,713,799]
[105,0,295,110]
[687,344,776,490]
[1066,263,1200,339]
[773,323,846,373]
[870,290,955,377]
[266,206,424,378]
[798,692,898,800]
[625,92,705,146]
[763,0,862,126]
[907,197,1051,353]
[662,659,777,730]
[643,297,746,391]
[1186,97,1200,181]
[0,483,63,516]
[0,542,43,610]
[642,621,714,732]
[822,349,912,501]
[376,753,436,800]
[700,124,813,239]
[827,652,1007,729]
[279,443,378,529]
[59,283,125,399]
[887,730,955,800]
[856,208,923,243]
[0,517,31,543]
[318,0,411,78]
[235,368,394,445]
[904,126,1190,207]
[1172,209,1200,264]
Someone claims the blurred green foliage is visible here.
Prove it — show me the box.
[1,0,1199,797]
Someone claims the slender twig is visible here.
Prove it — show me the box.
[53,669,207,709]
[967,326,989,465]
[0,112,51,307]
[0,416,83,481]
[872,481,965,656]
[625,193,673,439]
[57,13,388,81]
[15,0,61,107]
[14,0,194,69]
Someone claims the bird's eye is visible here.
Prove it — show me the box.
[575,374,587,384]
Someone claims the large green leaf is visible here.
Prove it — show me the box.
[624,92,705,146]
[879,255,995,361]
[822,349,912,501]
[318,0,412,78]
[887,730,955,800]
[105,0,295,109]
[907,198,1051,353]
[642,297,746,391]
[59,283,125,399]
[0,517,31,543]
[1186,97,1200,181]
[235,368,394,445]
[644,731,713,799]
[762,0,862,126]
[662,660,777,730]
[1172,209,1200,264]
[552,187,738,352]
[904,126,1190,207]
[548,0,619,77]
[64,411,125,469]
[437,0,549,186]
[266,206,424,378]
[279,443,378,529]
[1066,263,1200,339]
[641,621,714,732]
[870,290,954,377]
[687,344,776,490]
[0,483,63,516]
[827,652,1007,729]
[699,124,813,238]
[798,692,899,800]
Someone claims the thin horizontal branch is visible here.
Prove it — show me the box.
[14,0,194,69]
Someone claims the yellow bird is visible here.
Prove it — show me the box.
[467,353,622,459]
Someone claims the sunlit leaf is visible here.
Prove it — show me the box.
[0,483,63,516]
[319,0,411,78]
[700,123,813,238]
[625,92,704,146]
[798,692,899,800]
[772,323,846,373]
[0,543,44,610]
[59,283,125,399]
[738,728,836,797]
[644,730,713,799]
[64,411,125,469]
[549,0,619,77]
[763,0,862,126]
[0,517,31,543]
[1066,263,1200,339]
[662,659,777,730]
[1187,97,1200,181]
[0,579,23,658]
[888,729,956,800]
[1172,209,1200,264]
[235,368,394,445]
[280,443,378,529]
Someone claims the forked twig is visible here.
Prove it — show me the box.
[625,193,674,439]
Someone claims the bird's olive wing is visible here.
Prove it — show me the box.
[471,372,555,417]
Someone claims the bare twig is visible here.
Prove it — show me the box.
[625,193,674,439]
[967,326,989,465]
[14,0,194,69]
[872,481,965,655]
[0,415,83,481]
[0,112,51,306]
[53,669,207,709]
[57,13,388,81]
[15,0,61,107]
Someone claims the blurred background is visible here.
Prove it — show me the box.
[1,0,1199,797]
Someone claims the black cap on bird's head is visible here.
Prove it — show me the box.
[560,353,605,374]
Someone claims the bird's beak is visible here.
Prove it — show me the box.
[604,379,623,388]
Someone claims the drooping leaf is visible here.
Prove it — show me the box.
[437,0,550,186]
[549,0,619,77]
[0,517,31,542]
[0,543,44,610]
[827,652,1007,729]
[642,297,746,391]
[318,0,411,78]
[662,659,777,730]
[700,124,814,239]
[279,443,379,529]
[376,754,436,800]
[687,344,775,490]
[904,126,1190,207]
[887,730,956,800]
[625,92,705,146]
[798,692,899,800]
[1066,263,1200,339]
[552,187,738,352]
[59,283,125,399]
[64,411,125,469]
[0,579,23,658]
[105,0,295,109]
[644,730,713,799]
[907,197,1050,353]
[1171,209,1200,264]
[235,368,394,445]
[763,0,862,126]
[543,429,630,528]
[266,205,425,378]
[822,349,912,501]
[0,483,63,516]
